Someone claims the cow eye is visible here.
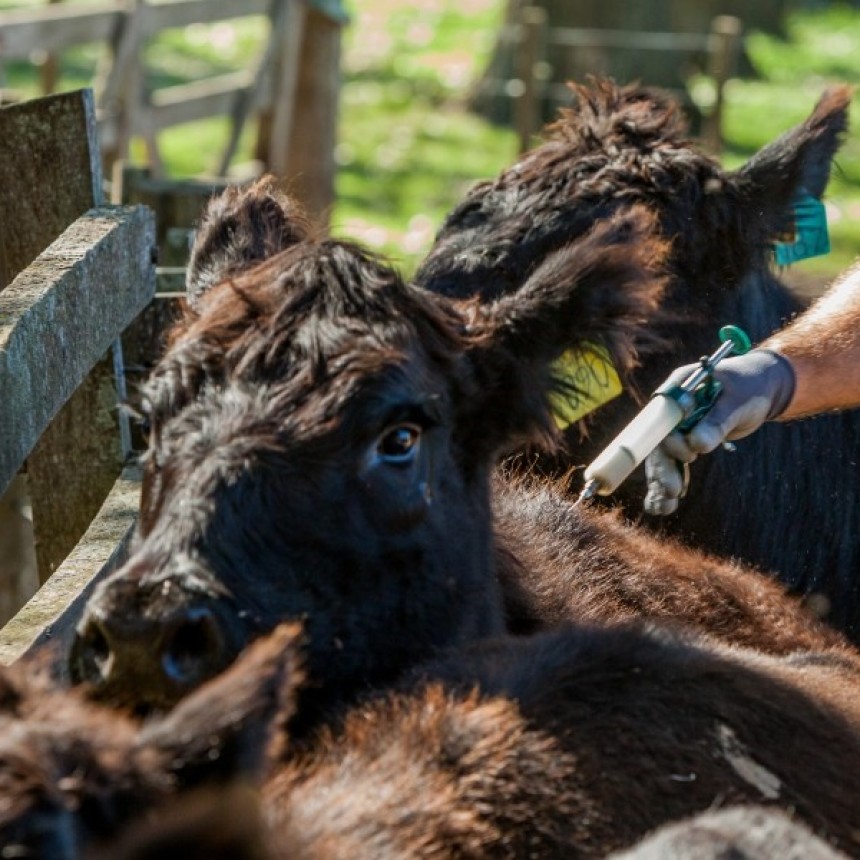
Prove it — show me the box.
[376,423,421,464]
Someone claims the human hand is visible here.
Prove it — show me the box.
[643,349,796,515]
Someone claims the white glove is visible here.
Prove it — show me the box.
[644,349,796,515]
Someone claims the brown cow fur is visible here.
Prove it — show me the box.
[10,624,860,857]
[493,472,851,656]
[70,178,860,730]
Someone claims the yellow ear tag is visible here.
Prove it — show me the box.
[549,344,623,429]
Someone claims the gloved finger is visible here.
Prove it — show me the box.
[660,431,700,463]
[644,485,678,516]
[678,418,731,456]
[682,394,774,453]
[643,445,686,516]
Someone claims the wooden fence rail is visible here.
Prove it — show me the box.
[483,8,742,155]
[0,89,155,665]
[0,0,339,661]
[0,2,122,55]
[0,0,346,222]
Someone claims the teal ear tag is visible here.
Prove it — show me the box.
[773,190,830,266]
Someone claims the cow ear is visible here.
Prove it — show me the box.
[186,176,314,308]
[735,85,851,241]
[136,624,302,789]
[456,206,668,457]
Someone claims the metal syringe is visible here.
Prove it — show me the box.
[576,325,752,504]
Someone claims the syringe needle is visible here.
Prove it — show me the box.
[575,478,600,507]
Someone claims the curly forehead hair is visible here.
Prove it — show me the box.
[141,237,465,440]
[549,79,693,151]
[520,79,721,204]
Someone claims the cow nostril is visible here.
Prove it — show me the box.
[132,702,154,720]
[161,608,224,686]
[70,618,113,687]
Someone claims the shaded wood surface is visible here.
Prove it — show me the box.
[0,90,101,289]
[0,467,140,670]
[0,90,153,590]
[0,207,155,575]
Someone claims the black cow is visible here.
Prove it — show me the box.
[9,624,860,857]
[68,182,851,729]
[415,80,860,638]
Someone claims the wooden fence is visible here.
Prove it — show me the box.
[0,0,346,222]
[482,7,743,155]
[0,89,155,666]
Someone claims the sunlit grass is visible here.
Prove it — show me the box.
[331,0,512,270]
[718,5,860,276]
[3,1,860,277]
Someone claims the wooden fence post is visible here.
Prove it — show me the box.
[0,92,102,280]
[514,5,548,156]
[97,0,146,176]
[702,15,742,154]
[256,2,342,225]
[254,2,304,199]
[0,90,151,585]
[284,5,340,225]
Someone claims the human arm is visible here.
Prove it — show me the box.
[767,260,860,418]
[644,261,860,515]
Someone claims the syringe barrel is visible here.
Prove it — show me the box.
[582,395,685,495]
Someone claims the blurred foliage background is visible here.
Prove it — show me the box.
[2,0,860,283]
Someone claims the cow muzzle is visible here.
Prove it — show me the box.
[69,599,241,713]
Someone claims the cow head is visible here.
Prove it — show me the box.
[0,626,298,859]
[70,179,666,718]
[416,80,851,390]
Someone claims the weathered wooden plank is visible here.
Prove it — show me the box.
[0,90,102,287]
[0,475,37,625]
[0,88,128,588]
[0,4,122,59]
[0,466,141,669]
[0,0,324,58]
[138,0,271,37]
[0,206,156,498]
[547,27,709,51]
[28,353,127,584]
[144,70,257,130]
[276,5,340,224]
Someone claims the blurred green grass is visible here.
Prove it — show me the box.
[3,0,860,278]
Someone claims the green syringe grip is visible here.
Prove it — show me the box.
[718,324,752,355]
[581,324,751,496]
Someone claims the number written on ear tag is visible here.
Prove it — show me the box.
[550,344,622,429]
